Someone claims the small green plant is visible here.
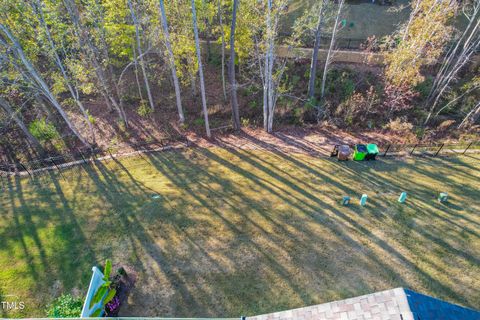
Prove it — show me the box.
[241,117,250,127]
[325,68,356,102]
[117,120,127,133]
[248,100,259,110]
[137,101,153,117]
[63,98,76,108]
[292,107,304,124]
[193,117,205,126]
[208,52,222,66]
[244,84,259,97]
[414,77,433,99]
[86,110,95,124]
[89,259,117,317]
[52,139,67,153]
[121,94,139,104]
[29,118,60,142]
[414,126,426,139]
[305,97,317,109]
[46,294,82,318]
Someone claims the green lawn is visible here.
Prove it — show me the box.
[1,147,479,317]
[282,0,411,40]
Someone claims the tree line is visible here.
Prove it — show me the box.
[0,0,479,156]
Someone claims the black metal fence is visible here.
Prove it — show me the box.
[0,140,478,183]
[0,136,189,179]
[313,36,366,50]
[374,141,478,158]
[278,34,367,50]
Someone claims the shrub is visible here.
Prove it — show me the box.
[324,68,356,102]
[414,77,433,100]
[291,98,316,124]
[208,52,222,66]
[248,100,259,110]
[244,84,260,97]
[383,118,414,132]
[137,101,153,117]
[361,35,397,53]
[335,86,381,127]
[383,84,419,113]
[437,119,456,131]
[193,117,205,126]
[46,294,82,318]
[414,126,426,139]
[241,117,250,127]
[121,94,139,105]
[360,35,380,52]
[28,118,60,142]
[293,107,303,123]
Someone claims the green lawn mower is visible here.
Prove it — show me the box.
[365,143,379,160]
[353,144,368,161]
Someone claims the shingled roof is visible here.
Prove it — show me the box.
[247,287,480,320]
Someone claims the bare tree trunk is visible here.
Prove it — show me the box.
[424,2,480,124]
[434,85,480,116]
[320,0,344,102]
[307,0,327,99]
[190,70,198,97]
[263,0,276,133]
[62,0,127,126]
[263,0,272,132]
[459,100,480,128]
[191,0,211,137]
[157,0,185,123]
[132,43,144,101]
[229,0,241,130]
[202,0,212,62]
[33,0,96,144]
[0,24,89,147]
[35,95,53,121]
[128,0,155,112]
[218,0,227,101]
[0,97,43,152]
[403,0,421,41]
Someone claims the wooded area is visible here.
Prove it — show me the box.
[0,0,479,161]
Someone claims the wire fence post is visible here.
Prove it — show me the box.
[434,143,444,157]
[19,162,33,180]
[383,144,391,157]
[463,142,473,155]
[77,149,90,174]
[50,158,66,181]
[79,149,88,164]
[0,173,6,191]
[410,144,418,156]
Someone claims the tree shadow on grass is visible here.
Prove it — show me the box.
[0,171,97,317]
[143,149,409,315]
[3,143,478,317]
[215,134,479,308]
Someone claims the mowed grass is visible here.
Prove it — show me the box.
[0,147,479,317]
[281,0,410,39]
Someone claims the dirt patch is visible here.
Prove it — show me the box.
[184,125,426,157]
